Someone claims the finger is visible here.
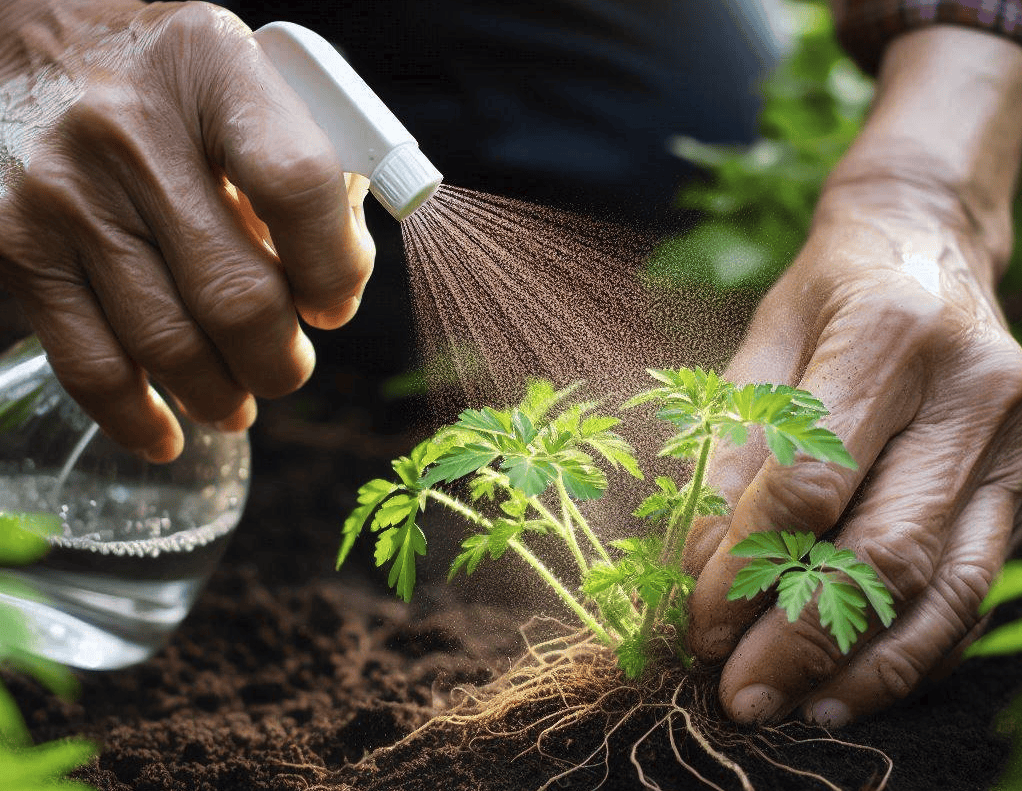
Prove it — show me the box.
[688,290,930,662]
[76,221,256,429]
[95,109,317,401]
[711,423,966,723]
[684,279,818,573]
[197,22,375,330]
[799,482,1015,727]
[17,281,184,463]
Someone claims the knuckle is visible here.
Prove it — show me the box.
[875,645,924,701]
[760,463,847,529]
[856,533,934,603]
[255,151,346,218]
[194,271,288,339]
[153,1,244,44]
[789,608,845,680]
[53,352,138,410]
[934,562,992,625]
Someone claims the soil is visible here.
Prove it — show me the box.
[3,220,1022,791]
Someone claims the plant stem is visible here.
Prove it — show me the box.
[529,494,588,575]
[639,435,714,640]
[508,538,613,646]
[663,436,712,566]
[425,490,493,530]
[562,488,612,564]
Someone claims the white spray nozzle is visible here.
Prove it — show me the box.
[253,21,443,221]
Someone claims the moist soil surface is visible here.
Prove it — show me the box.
[4,223,1022,791]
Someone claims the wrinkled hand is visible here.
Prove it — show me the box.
[681,26,1022,728]
[683,179,1022,727]
[0,0,375,461]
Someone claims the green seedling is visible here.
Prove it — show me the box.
[727,530,895,653]
[338,367,892,678]
[0,511,97,789]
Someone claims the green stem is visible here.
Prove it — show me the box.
[508,538,613,646]
[563,488,612,564]
[528,494,588,575]
[425,490,493,530]
[639,435,714,640]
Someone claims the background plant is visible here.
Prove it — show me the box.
[965,562,1022,790]
[0,512,96,790]
[338,368,891,678]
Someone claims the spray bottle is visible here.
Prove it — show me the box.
[253,21,443,220]
[0,22,441,670]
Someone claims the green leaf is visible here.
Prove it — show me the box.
[979,560,1022,614]
[382,516,427,603]
[730,531,794,561]
[0,737,97,788]
[501,455,556,497]
[966,620,1022,658]
[817,579,869,654]
[558,459,606,501]
[448,534,489,580]
[613,635,647,680]
[373,494,418,528]
[337,479,399,569]
[776,569,822,622]
[728,558,798,601]
[420,444,501,488]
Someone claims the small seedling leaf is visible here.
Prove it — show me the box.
[817,579,869,654]
[559,461,606,501]
[420,444,502,488]
[338,479,399,568]
[501,455,556,497]
[384,517,427,603]
[374,494,418,528]
[728,558,800,601]
[776,568,822,622]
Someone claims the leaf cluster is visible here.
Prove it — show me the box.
[0,512,97,789]
[727,530,894,653]
[338,369,884,680]
[626,367,856,469]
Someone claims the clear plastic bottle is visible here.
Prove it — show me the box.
[0,336,250,670]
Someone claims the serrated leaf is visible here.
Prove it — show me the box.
[614,635,647,679]
[581,415,620,436]
[729,531,791,561]
[559,460,606,501]
[420,444,500,488]
[511,409,538,444]
[776,569,822,622]
[337,479,399,568]
[727,558,798,600]
[817,579,868,653]
[374,494,417,528]
[449,534,489,580]
[383,517,427,602]
[501,455,556,497]
[781,531,817,562]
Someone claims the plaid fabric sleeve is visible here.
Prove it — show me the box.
[831,1,1022,75]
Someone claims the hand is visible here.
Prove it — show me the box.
[681,26,1022,726]
[0,0,375,461]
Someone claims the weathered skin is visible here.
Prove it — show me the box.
[0,0,375,462]
[683,27,1022,727]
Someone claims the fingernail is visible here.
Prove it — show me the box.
[730,684,786,724]
[214,396,257,433]
[807,698,851,728]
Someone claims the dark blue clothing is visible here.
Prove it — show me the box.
[227,1,776,224]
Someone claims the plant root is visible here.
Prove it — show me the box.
[356,617,893,791]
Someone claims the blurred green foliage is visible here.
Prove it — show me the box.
[652,0,1022,328]
[0,512,97,790]
[649,0,872,290]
